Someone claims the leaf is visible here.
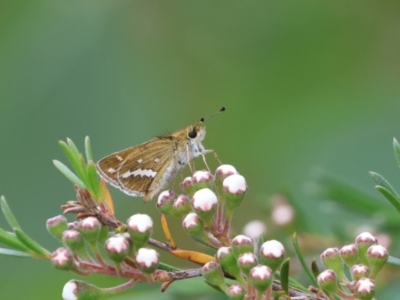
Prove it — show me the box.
[375,186,400,214]
[311,258,320,278]
[14,228,51,259]
[280,258,290,295]
[388,255,400,267]
[85,136,93,162]
[66,138,81,159]
[393,138,400,170]
[99,179,114,217]
[256,232,265,262]
[191,235,218,250]
[53,160,85,188]
[0,247,31,257]
[369,172,400,200]
[59,140,86,185]
[0,227,29,252]
[292,232,318,286]
[86,161,101,199]
[0,196,22,230]
[158,262,181,272]
[310,169,396,219]
[161,214,177,250]
[170,250,214,265]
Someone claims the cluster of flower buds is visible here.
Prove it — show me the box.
[156,165,247,247]
[317,232,389,300]
[202,236,286,300]
[47,213,158,300]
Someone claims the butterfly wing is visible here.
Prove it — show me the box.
[96,137,177,199]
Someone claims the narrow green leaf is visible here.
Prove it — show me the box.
[274,271,308,291]
[369,172,400,200]
[14,228,51,259]
[66,138,81,159]
[311,258,320,278]
[280,258,290,295]
[86,161,101,199]
[311,169,400,228]
[375,186,400,214]
[257,232,265,262]
[53,160,85,188]
[0,248,31,257]
[85,136,93,162]
[78,154,92,190]
[292,232,318,286]
[191,236,218,249]
[59,140,87,186]
[1,196,22,230]
[388,255,400,267]
[393,138,400,170]
[0,227,29,252]
[158,262,181,272]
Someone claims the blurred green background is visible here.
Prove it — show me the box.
[1,1,400,299]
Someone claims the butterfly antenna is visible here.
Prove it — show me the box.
[200,106,226,123]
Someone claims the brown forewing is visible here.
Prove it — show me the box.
[96,136,177,195]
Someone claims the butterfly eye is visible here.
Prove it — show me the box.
[188,127,197,139]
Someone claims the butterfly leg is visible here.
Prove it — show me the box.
[200,149,216,172]
[201,154,211,171]
[186,144,196,173]
[212,150,222,165]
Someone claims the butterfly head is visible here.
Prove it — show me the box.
[185,107,225,142]
[186,120,206,142]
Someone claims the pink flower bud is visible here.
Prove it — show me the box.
[136,248,159,274]
[51,247,74,270]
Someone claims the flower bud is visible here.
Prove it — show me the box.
[173,194,192,216]
[320,248,345,280]
[260,240,285,272]
[105,234,130,263]
[227,284,245,300]
[192,170,214,190]
[366,244,388,278]
[191,188,218,223]
[79,217,101,245]
[201,261,228,293]
[214,165,238,200]
[351,264,370,281]
[216,165,238,179]
[180,176,195,196]
[62,280,104,300]
[156,190,178,216]
[127,213,153,250]
[355,232,378,266]
[136,247,159,274]
[62,229,84,253]
[215,247,245,285]
[339,244,358,268]
[47,215,68,240]
[317,269,340,294]
[68,221,80,230]
[354,278,375,300]
[51,247,74,271]
[237,252,258,276]
[231,235,254,259]
[248,264,273,293]
[182,213,204,237]
[223,174,247,210]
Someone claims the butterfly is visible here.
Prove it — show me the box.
[96,107,225,201]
